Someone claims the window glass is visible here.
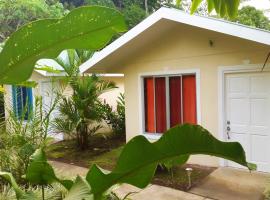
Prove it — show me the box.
[169,76,182,127]
[144,74,197,134]
[12,86,33,120]
[155,77,166,133]
[144,77,155,133]
[183,75,197,124]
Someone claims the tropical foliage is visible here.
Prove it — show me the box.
[0,95,59,184]
[0,124,255,200]
[0,0,67,42]
[48,49,118,150]
[76,0,241,28]
[101,93,126,136]
[0,1,244,86]
[53,74,117,150]
[0,3,252,200]
[176,0,240,18]
[0,6,127,85]
[0,183,65,200]
[233,6,270,31]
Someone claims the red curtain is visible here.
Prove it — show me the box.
[155,77,167,133]
[182,75,197,124]
[169,76,182,127]
[144,78,155,133]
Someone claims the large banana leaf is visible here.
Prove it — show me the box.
[26,149,58,185]
[26,148,73,190]
[85,124,255,199]
[0,6,126,84]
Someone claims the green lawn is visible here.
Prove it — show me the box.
[47,137,215,191]
[47,135,124,170]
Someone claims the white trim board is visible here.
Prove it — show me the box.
[137,68,201,140]
[80,7,270,73]
[217,64,270,167]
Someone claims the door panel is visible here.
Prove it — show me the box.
[225,72,270,172]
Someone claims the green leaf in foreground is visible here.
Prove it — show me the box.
[26,149,57,185]
[63,176,93,200]
[86,124,255,199]
[0,6,127,84]
[25,148,73,190]
[189,0,240,19]
[191,0,203,14]
[35,66,62,74]
[0,172,24,199]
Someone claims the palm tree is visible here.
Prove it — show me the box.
[51,50,117,150]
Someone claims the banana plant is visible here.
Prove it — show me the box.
[0,6,127,85]
[0,124,256,200]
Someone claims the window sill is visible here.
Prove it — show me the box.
[143,133,163,140]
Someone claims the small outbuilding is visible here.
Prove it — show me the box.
[81,7,270,172]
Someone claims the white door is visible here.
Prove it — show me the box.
[225,72,270,172]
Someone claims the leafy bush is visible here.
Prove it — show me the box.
[0,183,65,200]
[0,95,58,183]
[53,74,117,150]
[101,93,126,136]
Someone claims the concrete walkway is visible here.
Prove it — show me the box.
[50,160,89,177]
[50,161,268,200]
[50,160,211,200]
[190,167,268,200]
[114,184,212,200]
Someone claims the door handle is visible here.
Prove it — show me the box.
[226,120,231,140]
[226,127,231,140]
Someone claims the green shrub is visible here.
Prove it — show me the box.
[101,93,126,137]
[0,183,65,200]
[53,74,117,150]
[0,95,58,183]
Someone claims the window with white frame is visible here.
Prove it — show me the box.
[143,74,197,134]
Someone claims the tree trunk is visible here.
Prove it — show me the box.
[82,122,88,150]
[77,121,88,150]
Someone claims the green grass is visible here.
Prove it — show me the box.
[47,135,125,169]
[88,146,123,170]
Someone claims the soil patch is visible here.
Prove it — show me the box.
[152,164,216,191]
